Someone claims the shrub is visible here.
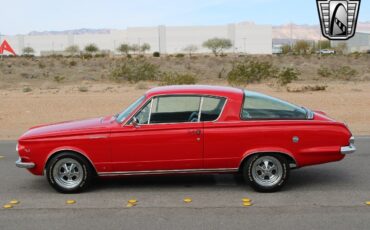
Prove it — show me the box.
[153,52,160,57]
[159,72,197,85]
[94,53,107,58]
[22,87,32,93]
[277,67,300,86]
[110,59,159,83]
[317,66,332,78]
[38,62,46,69]
[82,53,93,59]
[175,53,185,58]
[333,66,358,80]
[287,85,328,92]
[227,59,277,85]
[317,65,358,80]
[135,82,148,90]
[54,75,65,83]
[78,86,88,92]
[69,60,77,67]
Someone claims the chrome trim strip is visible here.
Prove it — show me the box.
[198,97,204,122]
[88,135,108,139]
[147,98,154,124]
[341,145,356,155]
[98,168,238,177]
[15,157,35,169]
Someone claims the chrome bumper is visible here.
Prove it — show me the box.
[341,144,356,155]
[15,157,35,169]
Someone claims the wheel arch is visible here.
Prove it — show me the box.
[44,148,98,176]
[238,151,297,172]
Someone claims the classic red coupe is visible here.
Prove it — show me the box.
[16,85,355,193]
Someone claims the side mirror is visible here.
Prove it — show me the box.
[132,117,140,128]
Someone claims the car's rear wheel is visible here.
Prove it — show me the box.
[46,152,94,193]
[243,154,289,192]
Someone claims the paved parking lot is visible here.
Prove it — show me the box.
[0,137,369,230]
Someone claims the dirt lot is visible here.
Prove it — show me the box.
[0,55,369,139]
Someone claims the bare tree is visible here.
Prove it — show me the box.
[140,43,151,54]
[65,45,80,56]
[183,45,198,57]
[202,38,232,56]
[129,44,140,54]
[84,44,99,54]
[293,40,311,54]
[117,43,130,56]
[22,47,35,55]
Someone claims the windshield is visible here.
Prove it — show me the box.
[116,95,145,123]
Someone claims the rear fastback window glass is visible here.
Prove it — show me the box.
[241,91,307,120]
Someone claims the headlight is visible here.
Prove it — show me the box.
[16,144,19,152]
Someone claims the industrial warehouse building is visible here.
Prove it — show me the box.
[331,32,370,53]
[1,22,272,56]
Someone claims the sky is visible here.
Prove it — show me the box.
[1,0,369,35]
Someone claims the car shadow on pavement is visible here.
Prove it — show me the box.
[285,166,353,191]
[90,173,248,192]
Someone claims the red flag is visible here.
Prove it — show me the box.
[0,40,16,56]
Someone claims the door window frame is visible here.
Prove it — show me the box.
[125,94,227,126]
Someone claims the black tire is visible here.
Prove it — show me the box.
[46,152,95,193]
[242,153,289,193]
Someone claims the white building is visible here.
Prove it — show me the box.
[1,22,272,56]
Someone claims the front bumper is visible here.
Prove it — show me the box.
[15,157,35,169]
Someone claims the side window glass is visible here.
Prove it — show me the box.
[201,97,226,121]
[134,101,151,124]
[150,96,201,124]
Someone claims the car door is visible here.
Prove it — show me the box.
[109,95,203,173]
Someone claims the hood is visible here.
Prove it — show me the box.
[19,116,115,140]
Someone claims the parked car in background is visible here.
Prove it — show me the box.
[16,85,355,193]
[317,49,336,54]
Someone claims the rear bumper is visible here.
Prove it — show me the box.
[15,157,35,169]
[341,136,356,155]
[341,145,356,155]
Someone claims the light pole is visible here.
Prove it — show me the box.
[0,33,2,60]
[243,37,247,53]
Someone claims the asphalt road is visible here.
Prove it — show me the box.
[0,137,369,230]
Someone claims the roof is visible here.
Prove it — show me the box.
[145,85,243,99]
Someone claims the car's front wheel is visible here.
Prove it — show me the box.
[243,154,289,192]
[46,152,94,193]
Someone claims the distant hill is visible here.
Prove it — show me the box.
[26,22,370,40]
[28,28,111,36]
[273,22,370,41]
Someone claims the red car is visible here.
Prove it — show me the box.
[16,85,356,193]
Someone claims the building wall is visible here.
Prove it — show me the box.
[1,22,272,56]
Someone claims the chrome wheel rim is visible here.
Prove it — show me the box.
[251,156,283,187]
[52,158,83,189]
